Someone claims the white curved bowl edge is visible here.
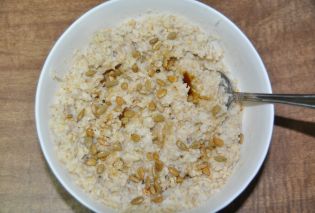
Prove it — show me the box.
[35,0,274,212]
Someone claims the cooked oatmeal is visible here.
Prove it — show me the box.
[50,13,243,212]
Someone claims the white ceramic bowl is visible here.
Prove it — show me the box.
[35,0,274,212]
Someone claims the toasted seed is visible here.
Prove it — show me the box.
[154,179,162,193]
[148,101,156,111]
[131,196,144,205]
[145,176,151,189]
[196,162,208,170]
[85,158,97,166]
[97,137,107,146]
[121,117,129,125]
[89,144,97,155]
[146,152,154,160]
[66,114,73,119]
[96,164,105,174]
[152,41,162,50]
[168,166,180,177]
[104,79,118,88]
[153,114,165,123]
[77,109,85,122]
[151,195,163,204]
[169,57,177,68]
[112,142,123,151]
[100,77,106,85]
[84,136,93,146]
[129,175,141,183]
[187,95,193,102]
[200,147,208,160]
[153,175,159,182]
[156,89,167,98]
[90,155,98,160]
[152,152,159,161]
[156,79,166,86]
[155,160,164,173]
[154,185,162,195]
[212,105,221,117]
[96,105,107,116]
[239,133,244,144]
[85,69,96,77]
[91,91,100,98]
[113,158,124,170]
[214,155,227,162]
[103,68,114,76]
[143,188,150,196]
[150,185,156,195]
[136,167,145,180]
[113,69,123,77]
[132,50,141,59]
[167,75,177,83]
[208,138,216,148]
[213,136,224,147]
[86,128,94,138]
[114,106,122,112]
[131,63,139,73]
[114,69,123,77]
[91,104,98,117]
[207,144,215,151]
[199,95,212,100]
[121,82,128,90]
[153,138,165,149]
[124,109,135,118]
[116,96,125,106]
[131,133,141,142]
[148,69,155,77]
[107,70,116,78]
[97,151,110,160]
[149,37,159,45]
[192,93,199,104]
[176,176,184,184]
[202,167,211,176]
[136,83,143,92]
[176,140,188,151]
[163,57,176,70]
[167,32,177,40]
[190,141,202,149]
[144,80,152,92]
[151,165,157,177]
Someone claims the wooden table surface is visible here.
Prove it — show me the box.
[1,0,314,212]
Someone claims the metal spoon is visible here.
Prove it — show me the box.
[218,71,315,109]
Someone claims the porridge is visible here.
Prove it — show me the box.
[50,13,243,212]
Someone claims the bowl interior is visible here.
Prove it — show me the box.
[35,0,274,212]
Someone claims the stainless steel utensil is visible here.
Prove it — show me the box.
[218,71,315,109]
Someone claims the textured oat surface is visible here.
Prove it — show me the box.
[50,14,242,212]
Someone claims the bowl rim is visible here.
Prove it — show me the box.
[35,0,274,212]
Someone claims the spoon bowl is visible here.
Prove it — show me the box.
[218,71,315,109]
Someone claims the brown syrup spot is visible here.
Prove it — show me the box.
[182,71,200,104]
[183,71,194,95]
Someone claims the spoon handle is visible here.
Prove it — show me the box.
[235,93,315,109]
